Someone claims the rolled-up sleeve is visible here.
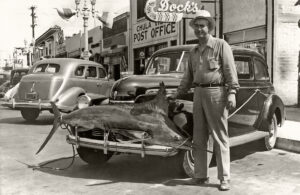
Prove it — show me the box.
[222,41,240,93]
[177,54,194,96]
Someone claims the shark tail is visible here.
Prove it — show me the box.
[36,102,62,154]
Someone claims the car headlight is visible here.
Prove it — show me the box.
[77,95,91,109]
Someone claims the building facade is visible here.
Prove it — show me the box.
[223,0,300,105]
[129,0,219,74]
[129,0,300,105]
[33,25,66,62]
[101,12,130,78]
[65,26,103,61]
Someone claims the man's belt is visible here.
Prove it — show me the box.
[194,83,225,88]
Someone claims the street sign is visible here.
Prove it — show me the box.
[81,50,91,60]
[139,51,145,59]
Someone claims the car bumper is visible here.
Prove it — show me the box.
[1,98,52,110]
[1,98,74,112]
[66,134,181,157]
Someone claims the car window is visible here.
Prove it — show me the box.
[33,63,60,73]
[146,51,189,74]
[98,67,106,78]
[86,66,97,78]
[254,58,269,80]
[34,64,48,73]
[47,64,60,73]
[75,66,85,76]
[234,56,252,80]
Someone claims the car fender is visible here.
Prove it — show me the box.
[85,92,109,105]
[56,87,86,112]
[4,83,19,101]
[254,94,285,132]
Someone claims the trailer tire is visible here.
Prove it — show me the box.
[21,108,40,122]
[77,147,113,166]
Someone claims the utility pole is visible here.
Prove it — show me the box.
[30,6,37,39]
[29,6,37,65]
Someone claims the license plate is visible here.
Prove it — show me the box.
[26,92,37,100]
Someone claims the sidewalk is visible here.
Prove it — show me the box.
[276,106,300,153]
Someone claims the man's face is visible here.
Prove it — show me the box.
[192,18,209,39]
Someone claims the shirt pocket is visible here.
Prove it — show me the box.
[208,57,220,70]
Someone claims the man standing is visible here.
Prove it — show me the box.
[173,10,239,191]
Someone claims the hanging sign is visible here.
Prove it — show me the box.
[145,0,201,23]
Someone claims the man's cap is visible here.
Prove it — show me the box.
[189,10,215,31]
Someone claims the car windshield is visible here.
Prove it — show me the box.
[146,51,189,75]
[33,63,60,73]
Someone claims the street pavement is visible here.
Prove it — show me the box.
[0,103,300,195]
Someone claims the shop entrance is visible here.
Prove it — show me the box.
[133,43,168,75]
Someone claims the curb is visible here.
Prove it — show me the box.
[275,137,300,154]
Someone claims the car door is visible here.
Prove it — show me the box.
[83,65,101,94]
[97,67,114,97]
[228,55,260,137]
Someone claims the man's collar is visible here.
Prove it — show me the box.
[196,35,215,49]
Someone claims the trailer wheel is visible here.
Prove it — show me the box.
[182,150,195,178]
[20,108,40,122]
[77,147,113,166]
[182,149,214,178]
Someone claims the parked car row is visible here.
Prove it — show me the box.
[2,58,115,121]
[2,46,286,177]
[0,68,29,98]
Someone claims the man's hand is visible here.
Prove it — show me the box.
[226,93,236,110]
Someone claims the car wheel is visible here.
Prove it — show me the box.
[264,114,278,150]
[77,147,113,166]
[20,108,40,122]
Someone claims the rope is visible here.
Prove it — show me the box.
[227,89,261,119]
[172,138,191,150]
[32,145,77,171]
[31,125,77,171]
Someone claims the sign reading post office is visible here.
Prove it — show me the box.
[133,21,177,45]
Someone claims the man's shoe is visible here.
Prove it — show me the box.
[182,178,209,185]
[219,180,230,191]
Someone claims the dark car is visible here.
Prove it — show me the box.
[0,80,10,98]
[5,58,115,121]
[66,45,285,177]
[0,72,10,85]
[10,68,29,87]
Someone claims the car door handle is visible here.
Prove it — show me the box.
[97,83,102,86]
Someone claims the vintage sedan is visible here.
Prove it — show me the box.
[65,45,285,177]
[5,58,114,121]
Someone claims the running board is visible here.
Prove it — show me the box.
[230,131,268,147]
